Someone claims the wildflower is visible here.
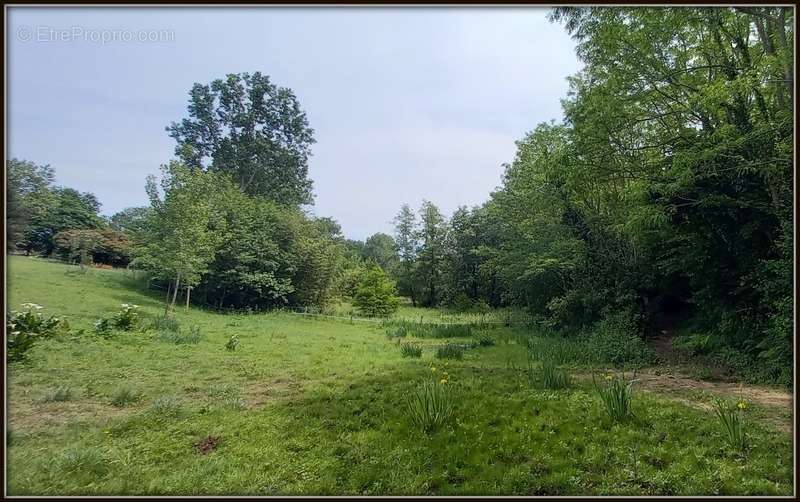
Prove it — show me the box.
[605,375,614,381]
[440,379,448,384]
[737,400,748,410]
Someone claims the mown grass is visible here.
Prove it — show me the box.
[6,256,794,495]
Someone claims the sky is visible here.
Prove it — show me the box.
[7,7,581,240]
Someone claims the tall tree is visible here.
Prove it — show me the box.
[166,72,316,207]
[416,200,447,307]
[393,204,420,306]
[6,159,55,251]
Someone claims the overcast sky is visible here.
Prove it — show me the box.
[7,7,580,240]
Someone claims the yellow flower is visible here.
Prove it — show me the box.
[737,401,748,410]
[440,379,448,384]
[605,375,613,381]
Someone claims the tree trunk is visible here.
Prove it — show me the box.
[185,286,191,310]
[164,280,173,317]
[169,272,182,313]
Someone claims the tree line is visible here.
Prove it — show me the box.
[7,8,793,384]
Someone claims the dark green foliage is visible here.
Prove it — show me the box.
[585,311,656,368]
[435,344,465,360]
[474,333,495,347]
[352,264,400,317]
[399,343,422,358]
[167,72,316,207]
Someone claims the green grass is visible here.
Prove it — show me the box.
[6,256,794,495]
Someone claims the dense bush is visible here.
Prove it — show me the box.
[585,311,655,368]
[7,303,70,362]
[352,264,400,317]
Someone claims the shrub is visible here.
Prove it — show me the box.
[352,264,401,317]
[112,304,140,331]
[406,379,453,433]
[529,359,570,389]
[594,373,635,422]
[42,386,74,402]
[586,311,655,368]
[225,334,239,351]
[110,385,141,407]
[435,343,464,360]
[95,304,141,336]
[400,343,422,358]
[7,303,70,362]
[714,397,748,453]
[474,333,495,347]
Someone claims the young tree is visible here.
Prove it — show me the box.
[393,204,420,306]
[167,72,316,207]
[352,264,401,317]
[135,161,229,315]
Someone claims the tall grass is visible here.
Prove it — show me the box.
[399,343,422,358]
[594,373,635,422]
[528,359,571,389]
[435,344,465,360]
[406,380,454,433]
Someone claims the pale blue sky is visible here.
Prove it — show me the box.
[7,7,580,240]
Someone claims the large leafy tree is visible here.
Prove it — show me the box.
[6,159,55,251]
[167,72,316,207]
[362,232,399,276]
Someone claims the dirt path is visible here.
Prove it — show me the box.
[577,369,793,434]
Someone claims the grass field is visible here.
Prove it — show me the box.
[5,257,794,495]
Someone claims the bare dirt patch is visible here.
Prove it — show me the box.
[194,435,220,455]
[576,369,793,434]
[242,378,304,407]
[7,399,133,433]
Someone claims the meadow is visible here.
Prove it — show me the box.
[5,256,794,495]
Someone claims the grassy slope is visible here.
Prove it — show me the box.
[6,256,794,495]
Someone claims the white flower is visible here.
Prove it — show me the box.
[21,303,43,310]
